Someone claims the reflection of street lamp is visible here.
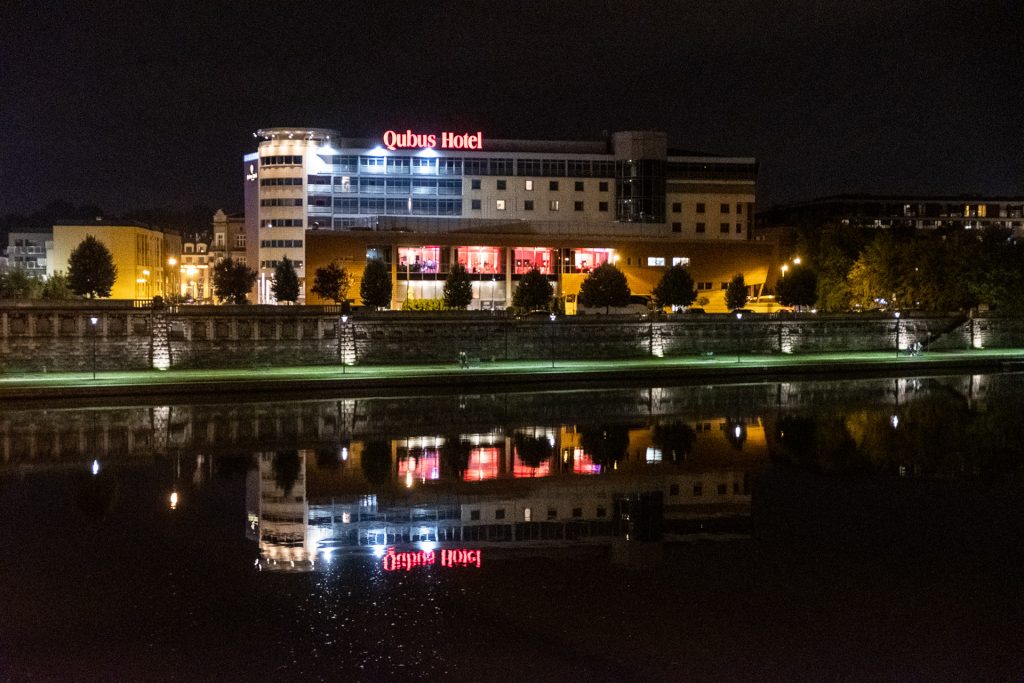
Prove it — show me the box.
[894,311,901,358]
[89,316,99,380]
[549,313,556,368]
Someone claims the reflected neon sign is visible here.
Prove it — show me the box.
[381,547,482,572]
[382,129,484,151]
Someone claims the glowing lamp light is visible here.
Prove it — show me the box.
[792,257,802,265]
[169,491,179,510]
[91,459,100,476]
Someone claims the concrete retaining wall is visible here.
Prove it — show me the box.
[0,304,1016,372]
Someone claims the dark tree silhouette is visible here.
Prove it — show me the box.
[360,258,392,309]
[67,235,117,298]
[652,265,697,310]
[212,257,257,304]
[578,262,630,313]
[272,256,300,303]
[512,268,554,311]
[443,263,473,309]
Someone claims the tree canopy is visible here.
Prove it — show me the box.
[775,267,818,308]
[578,262,630,312]
[311,260,351,305]
[725,273,748,310]
[212,257,257,304]
[443,263,473,309]
[67,235,117,298]
[652,265,696,310]
[512,268,554,311]
[271,256,300,303]
[360,258,392,309]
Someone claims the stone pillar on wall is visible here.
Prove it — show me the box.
[151,312,171,370]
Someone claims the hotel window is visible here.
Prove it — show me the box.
[398,246,443,274]
[549,181,559,191]
[549,200,559,211]
[574,181,584,191]
[574,201,584,211]
[387,157,410,174]
[524,200,534,211]
[456,246,504,274]
[496,199,506,211]
[525,180,534,191]
[599,181,609,192]
[672,202,682,213]
[512,247,555,274]
[496,179,507,190]
[470,510,480,521]
[495,509,506,520]
[471,199,482,210]
[647,256,665,267]
[696,203,706,213]
[672,222,682,233]
[547,508,557,520]
[524,507,532,522]
[696,222,706,233]
[720,223,730,233]
[721,203,730,213]
[672,257,690,266]
[736,224,743,234]
[736,203,743,214]
[599,202,609,212]
[471,179,481,190]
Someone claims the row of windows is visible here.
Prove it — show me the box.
[666,161,758,182]
[475,199,610,213]
[668,222,745,234]
[260,155,302,166]
[468,506,608,522]
[261,219,303,227]
[332,198,463,216]
[471,179,610,192]
[316,155,617,177]
[259,239,303,248]
[667,481,747,496]
[260,259,304,269]
[672,202,746,215]
[309,177,463,195]
[260,177,303,186]
[260,198,303,207]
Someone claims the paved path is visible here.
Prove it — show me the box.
[2,349,1024,401]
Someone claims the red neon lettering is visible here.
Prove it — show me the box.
[383,548,482,571]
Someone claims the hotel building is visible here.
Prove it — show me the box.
[245,127,774,309]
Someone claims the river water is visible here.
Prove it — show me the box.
[2,373,1023,681]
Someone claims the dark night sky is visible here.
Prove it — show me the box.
[1,1,1022,216]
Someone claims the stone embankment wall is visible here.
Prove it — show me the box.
[0,303,1016,372]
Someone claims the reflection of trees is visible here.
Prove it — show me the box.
[75,472,118,521]
[272,450,301,495]
[513,433,554,468]
[441,436,471,479]
[315,445,342,470]
[578,424,630,466]
[361,440,392,487]
[652,421,695,463]
[772,414,864,473]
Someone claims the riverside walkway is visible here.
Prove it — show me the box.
[2,349,1024,401]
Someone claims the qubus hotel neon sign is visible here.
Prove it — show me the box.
[382,129,484,151]
[381,547,482,572]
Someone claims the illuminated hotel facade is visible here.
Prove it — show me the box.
[245,127,772,308]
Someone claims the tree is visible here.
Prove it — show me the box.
[271,256,300,303]
[360,258,392,309]
[311,260,351,305]
[443,263,473,309]
[67,235,117,298]
[40,272,72,301]
[0,268,41,299]
[725,273,748,310]
[775,267,818,308]
[212,257,257,304]
[578,262,630,313]
[652,265,696,310]
[512,267,554,311]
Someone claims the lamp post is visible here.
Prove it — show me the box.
[89,316,99,380]
[340,314,349,374]
[549,313,556,368]
[735,311,743,363]
[894,311,901,358]
[167,257,177,299]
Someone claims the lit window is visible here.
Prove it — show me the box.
[525,180,534,191]
[672,257,690,266]
[496,199,506,211]
[524,507,532,522]
[646,256,665,267]
[549,200,559,211]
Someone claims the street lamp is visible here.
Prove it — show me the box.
[167,257,178,298]
[549,313,556,368]
[735,311,743,363]
[340,314,349,374]
[894,311,901,358]
[89,316,99,380]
